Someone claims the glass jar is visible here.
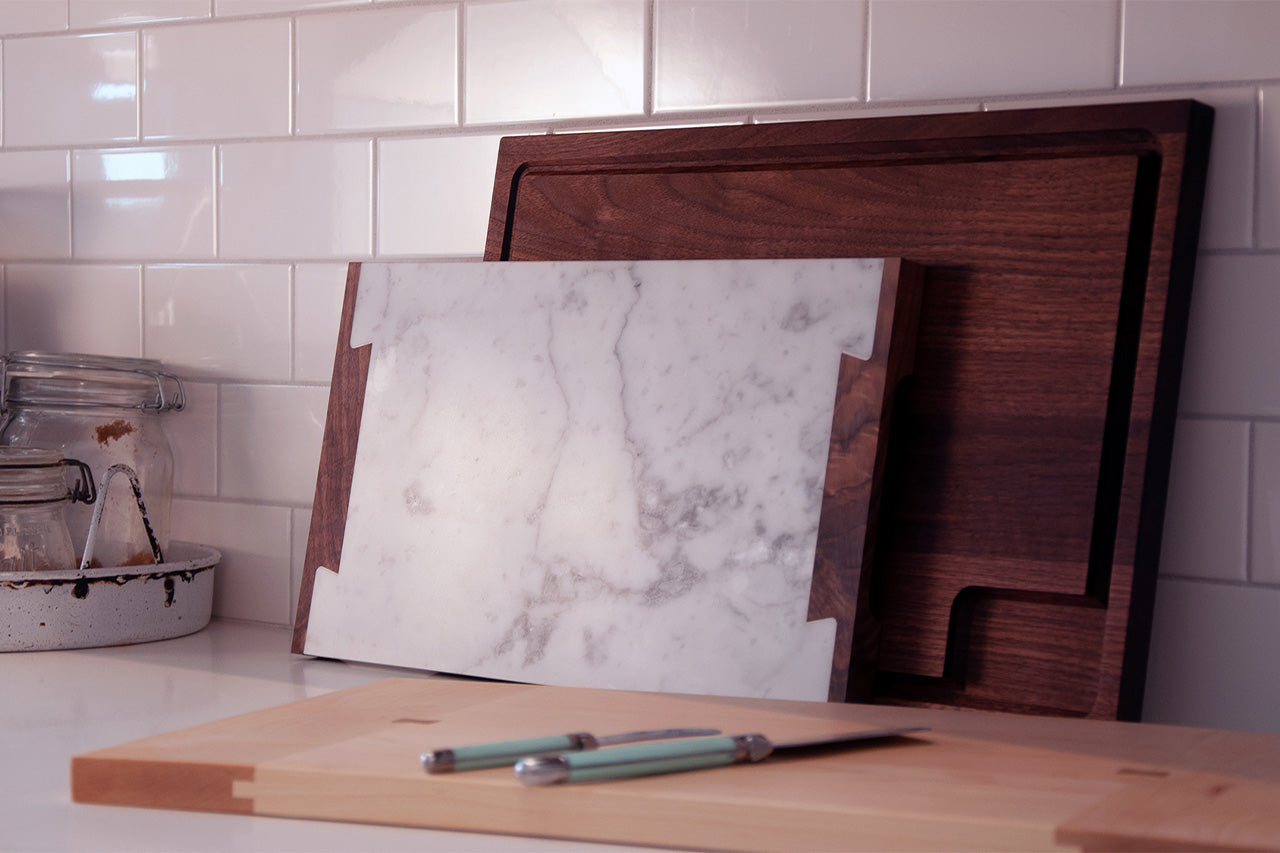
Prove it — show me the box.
[0,447,95,573]
[0,352,184,569]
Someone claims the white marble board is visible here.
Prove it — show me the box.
[301,258,912,701]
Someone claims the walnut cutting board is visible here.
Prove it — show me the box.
[476,100,1215,719]
[72,678,1280,851]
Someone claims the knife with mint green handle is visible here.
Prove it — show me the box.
[513,726,929,785]
[420,727,720,773]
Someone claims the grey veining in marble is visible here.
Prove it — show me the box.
[304,258,885,700]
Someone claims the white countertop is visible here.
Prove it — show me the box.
[1,621,640,852]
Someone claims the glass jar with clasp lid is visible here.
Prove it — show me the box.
[0,352,184,569]
[0,447,96,573]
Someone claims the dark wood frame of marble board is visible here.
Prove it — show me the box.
[295,100,1212,720]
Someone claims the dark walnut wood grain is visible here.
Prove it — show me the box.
[813,258,925,699]
[480,101,1213,719]
[293,262,366,653]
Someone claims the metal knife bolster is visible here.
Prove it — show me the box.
[515,735,768,785]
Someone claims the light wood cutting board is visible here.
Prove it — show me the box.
[71,678,1280,851]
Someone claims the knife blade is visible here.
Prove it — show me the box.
[513,726,929,785]
[421,727,721,773]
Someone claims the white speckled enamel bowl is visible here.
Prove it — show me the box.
[0,541,219,652]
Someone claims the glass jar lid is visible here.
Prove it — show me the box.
[0,447,96,505]
[1,351,185,413]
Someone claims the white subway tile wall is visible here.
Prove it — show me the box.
[69,0,211,29]
[1159,418,1249,583]
[5,263,142,356]
[1251,422,1280,586]
[0,1,68,35]
[0,150,71,259]
[464,0,645,124]
[866,0,1118,101]
[144,263,292,379]
[142,18,291,140]
[3,31,139,146]
[376,134,503,256]
[653,0,864,111]
[0,0,1277,734]
[1261,85,1280,248]
[295,4,457,133]
[1121,0,1280,87]
[72,146,216,258]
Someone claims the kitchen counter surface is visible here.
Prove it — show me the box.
[1,620,641,852]
[10,620,1280,852]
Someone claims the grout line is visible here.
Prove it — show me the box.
[1254,86,1265,250]
[1245,420,1255,583]
[212,381,222,499]
[64,149,75,258]
[137,264,146,357]
[456,1,466,127]
[370,139,379,258]
[1158,573,1280,592]
[644,0,655,116]
[6,82,1280,155]
[1114,0,1126,89]
[289,16,298,137]
[288,264,297,382]
[134,28,144,140]
[862,0,872,102]
[211,145,221,260]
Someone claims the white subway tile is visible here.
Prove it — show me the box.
[70,0,211,28]
[1179,254,1280,417]
[219,140,373,259]
[1143,577,1280,734]
[72,146,216,259]
[654,0,863,112]
[2,32,138,146]
[377,134,501,257]
[219,384,328,505]
[0,151,71,260]
[290,506,312,624]
[867,0,1117,101]
[4,264,142,357]
[465,0,644,124]
[1159,418,1248,582]
[144,264,291,381]
[215,0,369,14]
[143,18,290,140]
[1251,422,1280,586]
[294,262,348,382]
[0,1,68,35]
[1123,0,1280,87]
[296,4,457,133]
[1260,85,1280,249]
[166,380,218,497]
[1189,88,1257,251]
[171,497,293,624]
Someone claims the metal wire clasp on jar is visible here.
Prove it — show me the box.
[0,352,184,570]
[0,447,96,573]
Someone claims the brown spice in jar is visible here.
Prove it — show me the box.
[86,550,157,569]
[95,420,135,444]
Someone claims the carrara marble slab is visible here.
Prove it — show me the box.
[303,258,888,701]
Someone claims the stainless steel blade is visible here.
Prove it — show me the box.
[594,728,721,747]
